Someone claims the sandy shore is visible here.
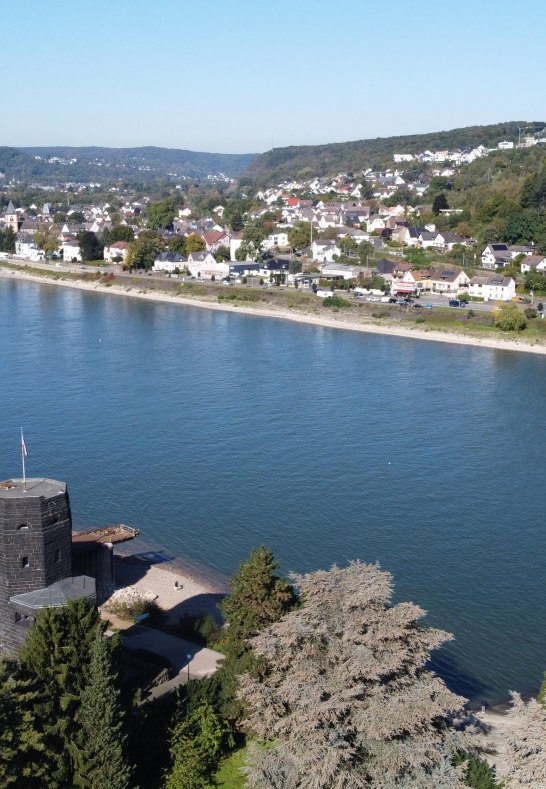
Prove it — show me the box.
[3,264,546,355]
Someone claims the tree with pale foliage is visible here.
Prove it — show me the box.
[238,561,469,788]
[503,690,546,787]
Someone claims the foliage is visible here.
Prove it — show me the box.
[19,600,104,786]
[492,302,527,331]
[215,244,231,261]
[147,198,176,230]
[217,547,297,721]
[72,628,133,789]
[520,164,546,209]
[322,294,348,308]
[524,307,537,319]
[78,230,104,262]
[185,233,206,253]
[504,691,546,787]
[288,221,311,250]
[34,226,60,256]
[105,596,166,627]
[0,227,16,253]
[238,561,468,788]
[0,659,51,788]
[453,753,500,788]
[126,230,164,270]
[106,225,134,244]
[433,193,450,214]
[168,235,187,255]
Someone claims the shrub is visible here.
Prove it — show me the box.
[322,295,348,308]
[171,614,220,645]
[105,597,166,627]
[492,302,527,331]
[525,307,538,319]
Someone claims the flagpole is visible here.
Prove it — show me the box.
[21,428,26,491]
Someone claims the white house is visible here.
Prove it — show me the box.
[469,275,515,301]
[481,244,511,269]
[104,241,130,263]
[311,240,341,263]
[152,252,187,273]
[230,233,243,261]
[263,231,289,250]
[187,251,229,280]
[520,255,546,274]
[427,267,470,294]
[62,239,82,262]
[15,237,45,261]
[320,263,364,281]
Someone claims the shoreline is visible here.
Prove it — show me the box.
[3,265,546,356]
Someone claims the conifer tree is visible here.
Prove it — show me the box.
[238,561,469,788]
[19,599,104,785]
[72,628,133,789]
[504,690,546,786]
[218,546,296,720]
[0,659,51,788]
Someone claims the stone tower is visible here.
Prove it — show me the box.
[0,478,95,654]
[4,200,20,234]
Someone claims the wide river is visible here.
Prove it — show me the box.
[1,279,545,705]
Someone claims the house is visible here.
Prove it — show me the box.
[15,236,45,261]
[263,231,289,251]
[426,267,470,294]
[311,240,341,263]
[481,244,511,269]
[508,245,534,259]
[186,251,229,280]
[202,230,230,253]
[104,241,129,264]
[62,237,82,262]
[433,231,471,250]
[366,215,386,234]
[519,255,546,274]
[469,275,515,301]
[229,233,243,261]
[320,263,364,281]
[152,252,187,273]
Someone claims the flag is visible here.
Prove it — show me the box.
[21,431,28,457]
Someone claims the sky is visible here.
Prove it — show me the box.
[3,0,546,154]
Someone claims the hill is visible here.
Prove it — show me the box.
[0,145,257,184]
[244,122,545,186]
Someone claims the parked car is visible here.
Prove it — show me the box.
[449,299,461,307]
[424,304,434,309]
[413,303,424,309]
[388,297,398,303]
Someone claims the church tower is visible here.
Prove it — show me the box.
[4,201,20,233]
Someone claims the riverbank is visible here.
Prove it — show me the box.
[3,263,546,355]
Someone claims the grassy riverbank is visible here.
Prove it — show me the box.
[3,262,546,354]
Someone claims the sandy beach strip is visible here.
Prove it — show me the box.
[3,264,546,356]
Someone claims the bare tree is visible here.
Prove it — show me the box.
[238,561,468,788]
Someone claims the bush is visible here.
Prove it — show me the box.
[524,307,538,319]
[322,295,348,308]
[493,302,527,331]
[171,614,220,646]
[105,597,166,627]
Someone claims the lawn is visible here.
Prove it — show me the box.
[207,746,247,788]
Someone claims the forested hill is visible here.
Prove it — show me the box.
[0,145,257,184]
[244,121,545,186]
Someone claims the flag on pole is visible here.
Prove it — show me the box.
[21,431,28,457]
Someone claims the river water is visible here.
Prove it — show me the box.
[1,278,545,704]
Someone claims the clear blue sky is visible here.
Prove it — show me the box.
[4,0,545,153]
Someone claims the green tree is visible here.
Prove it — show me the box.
[108,225,134,243]
[492,302,527,331]
[69,211,85,224]
[168,235,187,255]
[72,628,133,789]
[433,193,450,214]
[238,561,468,788]
[35,227,60,258]
[357,240,375,265]
[78,231,103,262]
[0,227,16,253]
[20,600,104,786]
[218,547,296,721]
[215,244,230,262]
[185,233,206,253]
[288,222,311,250]
[126,231,164,270]
[147,199,175,230]
[0,659,51,788]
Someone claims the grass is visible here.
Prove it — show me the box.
[206,746,247,788]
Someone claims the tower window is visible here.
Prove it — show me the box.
[17,523,30,530]
[54,549,61,563]
[21,556,29,569]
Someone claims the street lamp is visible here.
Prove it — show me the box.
[186,653,191,683]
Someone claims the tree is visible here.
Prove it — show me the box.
[0,659,51,788]
[433,193,450,215]
[168,235,187,255]
[288,222,311,250]
[126,231,164,270]
[357,240,374,265]
[238,561,468,788]
[78,231,103,262]
[0,227,16,253]
[72,628,133,789]
[69,211,85,224]
[504,691,546,787]
[492,302,527,331]
[20,600,104,786]
[215,244,230,262]
[147,199,175,230]
[34,227,60,257]
[185,233,206,254]
[218,546,296,721]
[108,225,134,243]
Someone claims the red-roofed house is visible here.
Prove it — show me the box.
[202,230,230,253]
[104,240,130,263]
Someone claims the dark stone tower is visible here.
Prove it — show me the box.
[0,478,95,654]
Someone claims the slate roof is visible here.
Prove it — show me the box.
[10,575,96,610]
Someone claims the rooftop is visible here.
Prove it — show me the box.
[10,575,96,610]
[0,478,66,500]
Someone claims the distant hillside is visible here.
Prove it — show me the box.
[0,145,257,184]
[244,122,545,186]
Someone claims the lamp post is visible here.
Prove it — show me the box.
[186,654,191,683]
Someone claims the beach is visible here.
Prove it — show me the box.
[3,264,546,356]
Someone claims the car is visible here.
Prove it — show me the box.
[403,297,414,304]
[449,299,461,307]
[366,296,380,302]
[459,300,469,307]
[424,304,434,309]
[413,303,424,309]
[388,297,398,303]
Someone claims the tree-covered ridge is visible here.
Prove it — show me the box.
[0,145,257,184]
[244,121,545,186]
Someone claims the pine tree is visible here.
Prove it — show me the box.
[19,599,104,785]
[504,690,546,786]
[0,659,52,788]
[72,628,133,789]
[218,546,296,720]
[238,561,469,788]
